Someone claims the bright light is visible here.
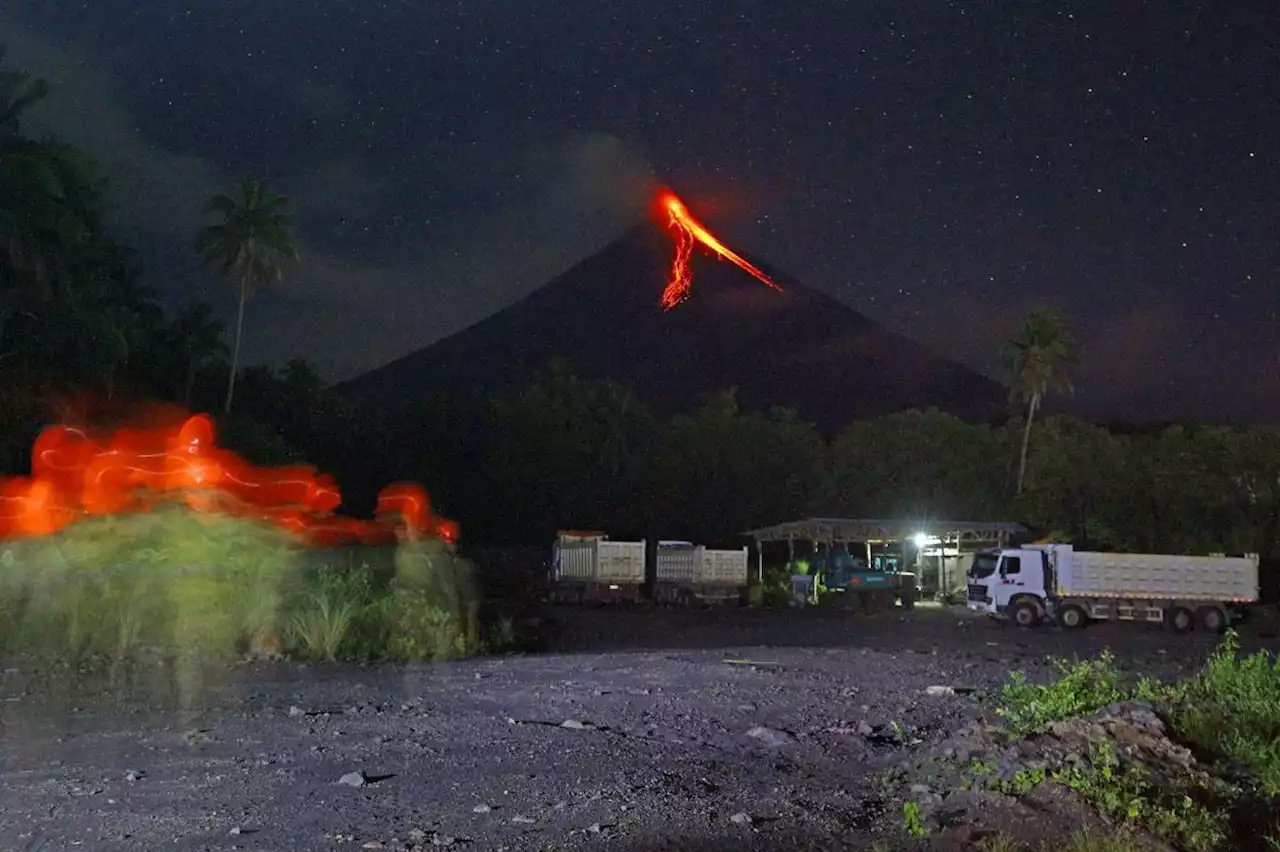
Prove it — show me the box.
[913,532,930,549]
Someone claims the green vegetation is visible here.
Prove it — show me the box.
[1053,740,1224,852]
[0,506,513,674]
[902,799,927,837]
[995,651,1130,735]
[1170,632,1280,798]
[991,633,1280,851]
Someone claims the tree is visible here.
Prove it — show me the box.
[826,408,1006,520]
[195,177,298,415]
[1002,308,1079,496]
[169,302,229,406]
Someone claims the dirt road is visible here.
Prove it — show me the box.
[0,605,1271,851]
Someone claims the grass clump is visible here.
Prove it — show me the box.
[1053,740,1225,852]
[0,506,515,671]
[1170,631,1280,798]
[0,505,302,663]
[995,650,1129,735]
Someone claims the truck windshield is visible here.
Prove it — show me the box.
[969,553,999,579]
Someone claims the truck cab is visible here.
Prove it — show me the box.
[966,546,1053,626]
[967,543,1259,632]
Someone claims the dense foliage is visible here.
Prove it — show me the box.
[3,61,1278,564]
[993,635,1280,851]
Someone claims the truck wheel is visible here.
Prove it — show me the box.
[1011,599,1041,628]
[1164,606,1194,634]
[1195,606,1226,634]
[1058,604,1088,630]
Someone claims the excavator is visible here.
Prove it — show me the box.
[789,541,917,612]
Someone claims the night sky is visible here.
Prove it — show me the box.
[3,1,1277,424]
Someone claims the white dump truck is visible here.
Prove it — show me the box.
[549,531,646,603]
[965,543,1259,632]
[653,540,749,606]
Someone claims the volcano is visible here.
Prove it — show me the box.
[333,222,1009,434]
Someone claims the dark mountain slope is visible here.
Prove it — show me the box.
[333,223,1010,433]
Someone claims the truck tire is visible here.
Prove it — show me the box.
[1011,599,1041,628]
[1057,604,1088,630]
[1164,606,1194,634]
[1195,605,1226,634]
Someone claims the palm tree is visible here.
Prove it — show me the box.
[170,301,229,406]
[195,177,298,414]
[1002,307,1079,496]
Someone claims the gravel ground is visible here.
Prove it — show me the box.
[1,604,1276,852]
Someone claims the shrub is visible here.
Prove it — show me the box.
[1172,631,1280,797]
[995,651,1129,735]
[0,505,302,662]
[0,507,487,669]
[383,538,480,660]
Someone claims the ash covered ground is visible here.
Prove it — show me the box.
[1,605,1274,851]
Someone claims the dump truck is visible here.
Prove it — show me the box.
[652,540,749,606]
[549,531,646,603]
[965,543,1259,632]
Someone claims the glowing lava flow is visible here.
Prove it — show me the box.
[657,189,783,310]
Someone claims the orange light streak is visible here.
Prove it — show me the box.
[657,189,783,310]
[0,408,456,547]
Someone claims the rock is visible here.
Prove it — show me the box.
[337,771,368,787]
[124,769,145,782]
[730,812,753,825]
[473,804,492,813]
[511,815,536,824]
[561,719,595,730]
[909,783,932,795]
[941,823,976,851]
[288,705,306,718]
[857,721,875,736]
[746,725,795,747]
[925,685,956,696]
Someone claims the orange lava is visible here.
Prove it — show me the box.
[0,408,456,547]
[657,189,783,310]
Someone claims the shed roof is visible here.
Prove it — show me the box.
[744,517,1026,544]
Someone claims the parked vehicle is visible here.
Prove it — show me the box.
[798,542,918,611]
[549,531,645,603]
[965,543,1259,633]
[653,540,748,606]
[548,533,750,605]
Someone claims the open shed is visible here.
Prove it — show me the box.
[743,517,1028,596]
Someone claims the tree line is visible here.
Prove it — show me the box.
[3,59,1277,561]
